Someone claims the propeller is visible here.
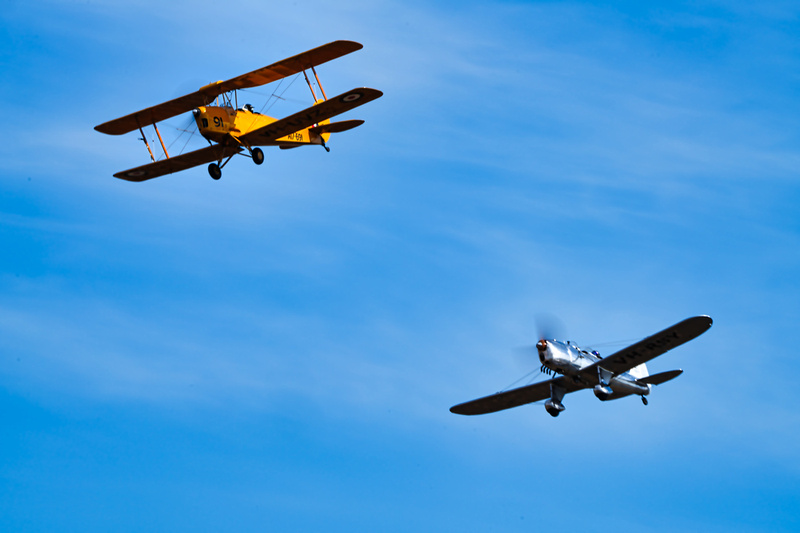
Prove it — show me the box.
[535,312,565,344]
[513,313,566,371]
[161,113,202,156]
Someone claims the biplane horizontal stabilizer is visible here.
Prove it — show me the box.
[113,144,243,181]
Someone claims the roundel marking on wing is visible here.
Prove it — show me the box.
[341,92,362,103]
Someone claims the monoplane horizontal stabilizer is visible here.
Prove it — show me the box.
[310,119,365,135]
[114,144,243,181]
[639,369,683,386]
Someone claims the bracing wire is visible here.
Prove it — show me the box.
[498,367,544,393]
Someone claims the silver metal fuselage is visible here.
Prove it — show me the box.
[539,340,651,399]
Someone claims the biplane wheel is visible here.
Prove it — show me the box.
[208,163,222,180]
[251,148,264,165]
[642,396,648,406]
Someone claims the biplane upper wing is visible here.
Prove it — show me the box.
[216,40,363,92]
[95,90,219,136]
[239,87,382,145]
[95,40,363,136]
[113,144,243,182]
[580,315,712,378]
[450,375,587,415]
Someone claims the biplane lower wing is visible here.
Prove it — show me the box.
[449,376,587,415]
[241,88,382,146]
[114,144,243,182]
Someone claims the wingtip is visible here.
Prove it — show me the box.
[337,39,364,50]
[449,404,470,415]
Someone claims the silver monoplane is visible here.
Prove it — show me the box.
[451,315,712,417]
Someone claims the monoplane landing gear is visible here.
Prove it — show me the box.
[544,383,566,417]
[251,147,264,165]
[208,163,222,180]
[641,396,648,406]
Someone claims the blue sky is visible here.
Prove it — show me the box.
[2,0,799,530]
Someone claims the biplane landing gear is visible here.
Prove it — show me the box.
[642,396,648,406]
[208,163,222,180]
[251,147,264,165]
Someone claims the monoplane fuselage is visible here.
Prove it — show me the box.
[537,339,650,402]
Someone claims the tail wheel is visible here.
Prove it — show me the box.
[208,163,222,180]
[252,147,264,165]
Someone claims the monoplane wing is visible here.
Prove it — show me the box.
[581,315,712,377]
[450,376,587,415]
[113,144,243,182]
[95,40,363,136]
[240,88,382,145]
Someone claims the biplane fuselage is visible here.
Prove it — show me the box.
[193,103,330,147]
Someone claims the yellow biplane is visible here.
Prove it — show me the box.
[95,40,382,181]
